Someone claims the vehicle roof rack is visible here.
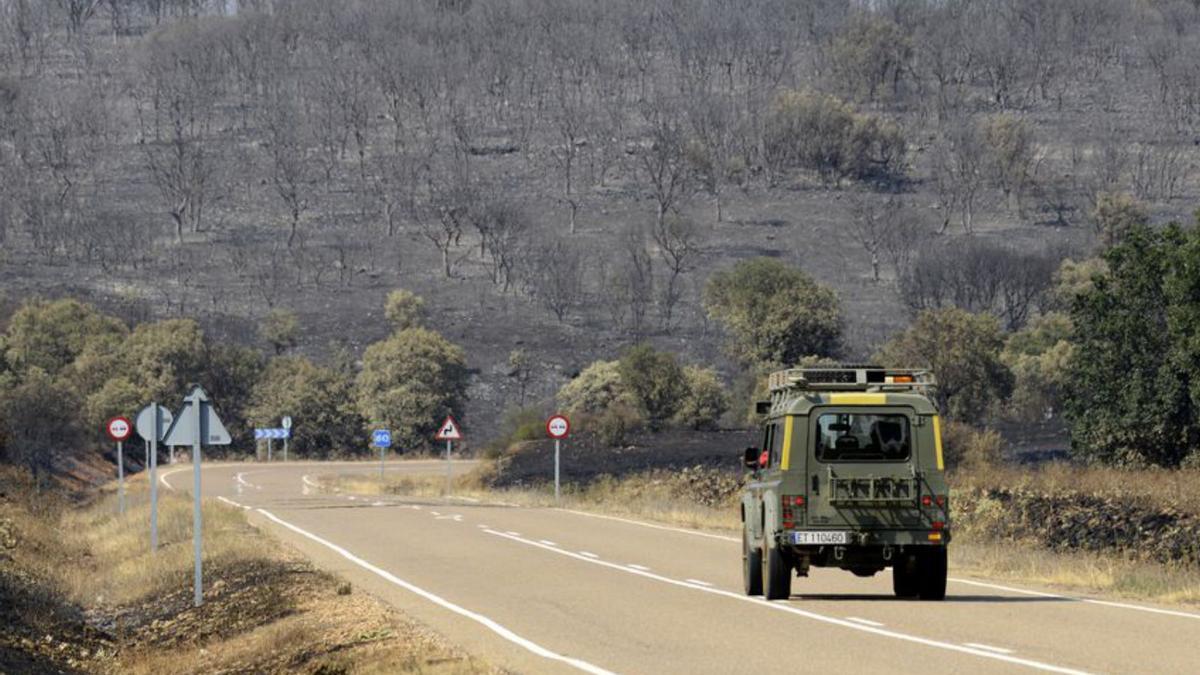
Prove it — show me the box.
[768,366,936,394]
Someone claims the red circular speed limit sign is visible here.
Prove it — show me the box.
[106,416,133,442]
[546,414,570,439]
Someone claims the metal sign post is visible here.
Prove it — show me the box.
[136,404,173,551]
[117,441,125,513]
[106,417,133,514]
[267,437,273,462]
[162,385,232,608]
[372,429,392,480]
[435,416,463,498]
[546,415,571,504]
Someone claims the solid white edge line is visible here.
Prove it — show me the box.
[845,616,885,627]
[948,577,1200,621]
[579,551,600,559]
[965,643,1015,655]
[253,508,615,675]
[685,579,713,587]
[627,564,651,571]
[217,496,248,510]
[556,508,1200,624]
[482,530,1091,675]
[159,466,189,490]
[539,540,559,547]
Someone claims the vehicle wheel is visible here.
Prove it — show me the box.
[892,554,919,598]
[743,527,763,596]
[762,532,791,600]
[918,547,948,601]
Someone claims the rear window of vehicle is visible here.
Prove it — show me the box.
[815,413,911,462]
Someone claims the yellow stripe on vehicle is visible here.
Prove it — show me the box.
[780,415,794,470]
[932,415,945,470]
[828,393,887,405]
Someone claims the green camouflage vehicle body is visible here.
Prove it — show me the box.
[741,367,950,600]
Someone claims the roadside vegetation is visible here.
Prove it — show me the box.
[0,291,468,484]
[0,467,492,674]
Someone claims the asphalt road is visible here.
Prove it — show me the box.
[160,460,1200,675]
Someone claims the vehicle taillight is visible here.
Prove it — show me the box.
[935,495,947,508]
[921,495,932,507]
[781,495,805,529]
[932,520,945,531]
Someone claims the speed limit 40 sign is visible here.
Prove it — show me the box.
[106,416,133,442]
[546,414,570,439]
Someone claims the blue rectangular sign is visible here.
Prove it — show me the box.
[255,428,290,440]
[372,429,392,448]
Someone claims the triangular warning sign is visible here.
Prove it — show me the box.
[435,415,462,440]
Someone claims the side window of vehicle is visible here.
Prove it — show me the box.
[760,424,775,467]
[770,421,784,467]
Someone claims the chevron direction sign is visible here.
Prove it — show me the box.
[255,428,291,440]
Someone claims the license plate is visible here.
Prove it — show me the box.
[791,531,850,545]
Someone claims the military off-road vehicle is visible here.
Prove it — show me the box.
[740,366,949,601]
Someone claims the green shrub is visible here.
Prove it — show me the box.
[875,307,1011,423]
[247,356,362,458]
[355,327,469,451]
[593,403,645,448]
[557,360,635,417]
[674,366,730,430]
[704,258,842,368]
[942,421,1005,470]
[618,344,688,431]
[384,289,426,330]
[259,309,300,355]
[763,89,906,184]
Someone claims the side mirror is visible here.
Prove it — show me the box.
[755,401,772,416]
[743,447,760,469]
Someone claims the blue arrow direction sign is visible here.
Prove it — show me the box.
[372,429,392,448]
[254,428,290,439]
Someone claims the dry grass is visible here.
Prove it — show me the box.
[951,463,1200,514]
[62,481,263,607]
[0,470,496,674]
[951,541,1200,605]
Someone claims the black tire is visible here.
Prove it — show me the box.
[892,555,919,598]
[918,547,948,601]
[762,532,791,600]
[743,527,763,596]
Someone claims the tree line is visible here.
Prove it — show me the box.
[0,290,468,485]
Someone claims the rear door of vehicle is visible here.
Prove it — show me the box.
[804,405,923,530]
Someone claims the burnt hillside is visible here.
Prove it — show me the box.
[2,0,1199,432]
